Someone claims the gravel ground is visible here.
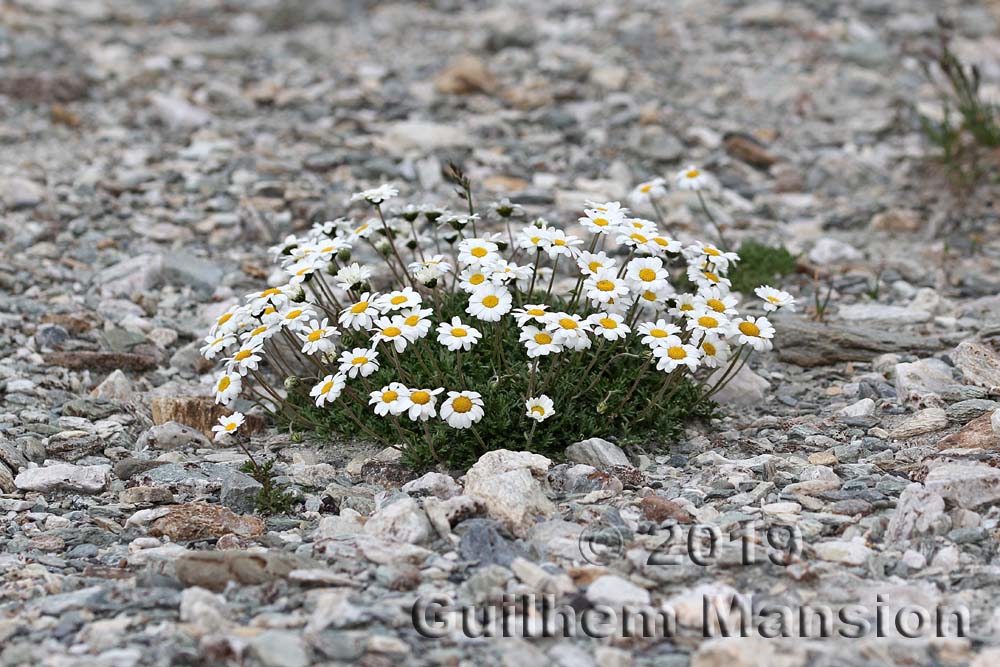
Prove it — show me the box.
[3,0,1000,665]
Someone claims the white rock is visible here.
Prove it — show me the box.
[972,648,1000,667]
[838,397,875,417]
[664,583,742,628]
[0,177,44,209]
[885,483,947,543]
[149,93,213,130]
[901,549,927,570]
[888,407,948,439]
[931,544,960,570]
[565,438,630,469]
[378,120,473,153]
[812,538,872,565]
[808,237,862,264]
[894,358,953,405]
[401,471,462,499]
[953,340,1000,392]
[249,629,309,667]
[92,369,133,401]
[14,464,110,494]
[585,575,650,607]
[837,304,931,324]
[925,462,1000,509]
[708,365,770,406]
[179,587,230,635]
[464,450,555,536]
[692,637,807,667]
[362,497,432,544]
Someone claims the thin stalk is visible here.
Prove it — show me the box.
[696,191,728,250]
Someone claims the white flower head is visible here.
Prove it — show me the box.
[440,391,485,429]
[629,178,667,204]
[625,256,670,293]
[214,371,242,406]
[279,306,316,333]
[371,315,414,353]
[458,238,500,266]
[201,333,236,360]
[584,269,630,305]
[587,312,631,341]
[638,319,682,349]
[653,336,702,372]
[437,317,482,351]
[311,373,346,407]
[377,287,422,312]
[512,304,549,327]
[212,412,245,442]
[226,343,264,376]
[577,251,617,277]
[467,285,512,322]
[369,382,406,417]
[351,184,398,205]
[544,312,592,351]
[732,315,775,351]
[520,325,562,358]
[300,318,339,355]
[525,395,555,422]
[339,292,380,331]
[398,386,444,422]
[755,285,796,312]
[675,165,710,191]
[334,263,372,291]
[339,347,380,378]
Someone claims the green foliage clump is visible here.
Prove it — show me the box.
[239,457,297,515]
[727,241,798,294]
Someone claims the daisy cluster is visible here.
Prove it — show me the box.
[202,167,794,451]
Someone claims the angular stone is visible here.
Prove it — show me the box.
[565,438,630,470]
[953,339,1000,392]
[813,538,872,565]
[150,396,264,439]
[708,365,770,406]
[434,55,496,95]
[888,408,948,439]
[885,483,948,543]
[92,369,134,401]
[363,497,433,544]
[895,358,954,405]
[946,399,999,424]
[937,413,1000,451]
[463,450,555,536]
[121,485,174,504]
[14,464,110,494]
[135,421,212,451]
[925,462,1000,509]
[148,502,265,541]
[44,351,157,373]
[777,320,941,367]
[173,550,309,591]
[585,575,650,607]
[401,472,462,499]
[838,397,875,417]
[639,496,692,523]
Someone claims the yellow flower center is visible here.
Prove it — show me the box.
[250,326,268,337]
[452,396,473,413]
[553,239,566,246]
[534,332,553,345]
[262,306,276,315]
[530,236,541,245]
[599,317,617,329]
[767,296,781,303]
[630,233,648,244]
[642,291,657,302]
[680,303,694,311]
[704,247,720,256]
[667,346,687,360]
[738,321,761,337]
[217,312,233,326]
[706,299,726,313]
[596,280,615,292]
[321,381,334,394]
[234,349,253,361]
[296,267,310,276]
[405,315,420,326]
[307,329,325,342]
[352,356,369,365]
[592,217,609,227]
[471,247,488,258]
[391,295,408,305]
[638,268,656,282]
[482,295,500,308]
[411,391,431,405]
[559,318,578,330]
[697,316,719,328]
[527,308,545,316]
[382,327,401,337]
[224,422,237,431]
[355,223,368,234]
[470,274,486,285]
[653,237,670,247]
[588,261,603,273]
[285,309,303,320]
[531,406,546,416]
[350,301,369,313]
[217,376,231,392]
[261,288,281,298]
[686,169,700,179]
[703,342,717,355]
[703,271,720,283]
[382,390,398,403]
[451,327,468,338]
[650,329,667,338]
[640,184,652,193]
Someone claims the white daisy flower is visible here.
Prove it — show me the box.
[525,395,555,422]
[685,308,730,336]
[695,287,739,316]
[310,373,346,407]
[696,334,731,368]
[584,269,630,305]
[625,256,670,293]
[466,285,512,322]
[371,315,413,353]
[577,251,617,276]
[512,304,549,327]
[286,256,323,285]
[210,306,247,337]
[675,165,710,191]
[686,263,732,290]
[214,371,242,406]
[629,178,667,204]
[339,292,380,331]
[517,224,553,251]
[487,260,532,286]
[458,266,491,293]
[436,317,482,351]
[653,337,702,372]
[578,207,625,234]
[668,293,699,318]
[226,343,264,376]
[201,333,236,360]
[400,307,434,340]
[377,287,422,312]
[246,285,293,312]
[544,312,592,351]
[398,386,444,422]
[212,412,245,442]
[299,318,339,355]
[334,263,372,291]
[408,254,453,276]
[338,347,380,378]
[615,228,653,249]
[440,391,485,429]
[732,315,775,351]
[543,229,584,260]
[587,312,631,341]
[279,306,316,332]
[638,320,682,349]
[635,286,671,308]
[240,323,276,347]
[369,382,406,417]
[351,184,398,205]
[685,243,740,272]
[646,233,683,255]
[458,238,500,266]
[754,285,796,312]
[520,326,563,358]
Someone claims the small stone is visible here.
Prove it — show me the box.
[463,450,555,536]
[937,412,1000,450]
[565,438,630,470]
[121,486,174,504]
[839,397,875,418]
[723,132,778,168]
[586,575,650,607]
[808,237,862,264]
[135,421,212,451]
[807,452,838,466]
[993,409,1000,436]
[885,483,948,543]
[0,177,44,210]
[173,550,308,591]
[14,464,110,494]
[925,462,1000,509]
[150,396,263,438]
[888,408,948,439]
[149,93,212,130]
[952,339,1000,392]
[708,365,770,406]
[895,358,954,405]
[401,472,462,499]
[812,538,872,565]
[434,55,497,95]
[249,630,309,667]
[639,496,692,523]
[363,497,433,544]
[179,587,230,635]
[148,502,265,541]
[92,369,133,401]
[946,399,999,424]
